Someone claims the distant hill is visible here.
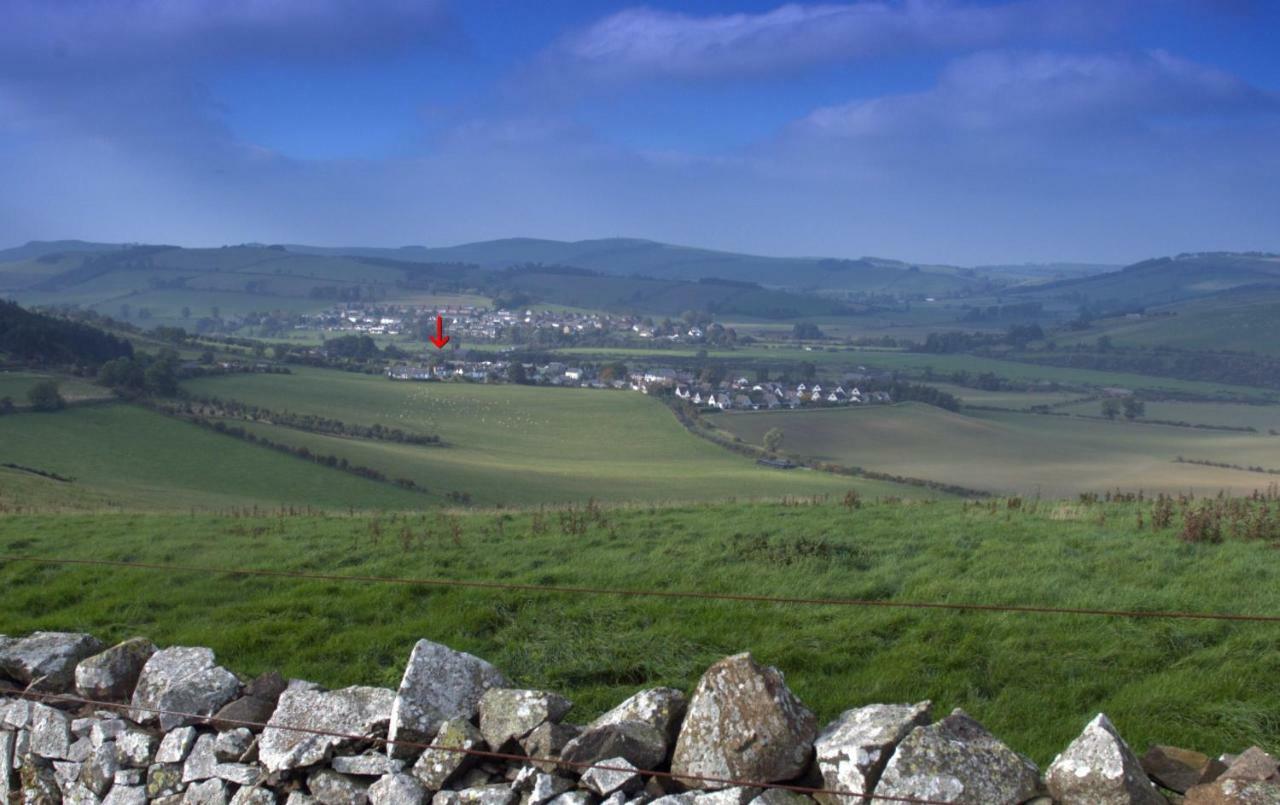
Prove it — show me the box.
[286,237,990,296]
[0,240,125,263]
[1015,252,1280,308]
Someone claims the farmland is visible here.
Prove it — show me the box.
[181,367,911,505]
[2,498,1278,764]
[717,403,1280,497]
[0,371,113,404]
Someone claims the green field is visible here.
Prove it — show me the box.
[0,404,426,511]
[1057,399,1280,433]
[0,371,113,405]
[182,368,911,505]
[920,382,1086,409]
[717,403,1280,497]
[2,499,1278,765]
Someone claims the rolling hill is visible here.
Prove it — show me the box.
[1017,252,1280,309]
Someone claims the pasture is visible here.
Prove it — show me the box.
[0,371,112,405]
[182,368,911,505]
[2,498,1278,765]
[717,403,1280,497]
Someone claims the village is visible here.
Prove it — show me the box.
[385,359,892,411]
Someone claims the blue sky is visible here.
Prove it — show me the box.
[1,0,1277,264]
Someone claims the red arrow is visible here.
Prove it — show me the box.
[428,315,450,349]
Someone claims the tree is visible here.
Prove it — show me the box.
[0,396,15,415]
[763,427,784,453]
[506,362,528,384]
[181,306,191,320]
[1122,397,1146,420]
[1101,398,1122,420]
[28,380,65,412]
[792,322,825,340]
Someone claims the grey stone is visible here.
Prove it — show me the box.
[876,709,1040,805]
[75,639,157,702]
[115,726,157,768]
[591,689,688,748]
[147,761,187,798]
[520,722,582,772]
[602,793,625,805]
[749,790,813,805]
[0,631,104,692]
[411,717,484,791]
[308,767,371,804]
[79,741,119,797]
[333,754,405,776]
[68,736,93,762]
[183,777,230,804]
[693,788,761,805]
[19,758,63,804]
[812,701,932,805]
[156,795,188,805]
[561,721,668,771]
[114,768,144,785]
[14,725,29,769]
[670,653,817,791]
[650,796,698,805]
[286,794,317,805]
[1221,747,1280,783]
[1185,777,1280,803]
[546,793,592,805]
[4,699,32,728]
[1045,713,1165,805]
[156,727,199,764]
[212,696,277,731]
[72,719,96,738]
[229,788,277,805]
[1,729,14,803]
[214,729,254,762]
[130,648,241,731]
[183,733,219,783]
[388,640,509,756]
[30,702,74,759]
[259,685,395,772]
[580,757,642,797]
[454,785,517,805]
[369,772,428,805]
[478,689,573,751]
[103,785,149,805]
[214,761,265,786]
[54,758,84,785]
[526,772,574,805]
[90,720,127,748]
[60,780,102,805]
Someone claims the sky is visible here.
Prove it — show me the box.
[1,0,1278,265]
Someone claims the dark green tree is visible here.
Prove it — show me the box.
[28,380,65,412]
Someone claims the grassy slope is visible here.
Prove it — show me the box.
[1056,400,1280,433]
[1082,291,1280,356]
[1,500,1277,764]
[0,372,113,404]
[0,404,427,511]
[183,368,912,504]
[716,403,1280,497]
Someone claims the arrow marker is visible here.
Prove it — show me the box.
[428,315,450,349]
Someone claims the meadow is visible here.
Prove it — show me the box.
[717,403,1280,497]
[0,371,112,404]
[1,498,1277,765]
[1056,399,1280,433]
[181,368,909,505]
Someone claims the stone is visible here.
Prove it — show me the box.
[591,688,688,747]
[156,727,199,764]
[75,639,157,702]
[876,709,1040,805]
[1045,713,1164,805]
[80,741,120,797]
[14,726,29,769]
[61,780,102,804]
[215,762,266,786]
[183,733,219,783]
[1142,745,1228,793]
[103,785,149,805]
[602,793,626,805]
[546,793,592,805]
[580,756,643,796]
[130,648,242,731]
[1185,778,1280,804]
[0,631,104,692]
[212,697,277,731]
[259,686,395,773]
[1221,748,1280,783]
[411,717,484,791]
[478,689,573,751]
[229,788,277,805]
[560,721,668,770]
[183,777,231,804]
[116,726,158,767]
[749,790,814,805]
[388,640,509,756]
[333,754,405,776]
[114,768,144,785]
[19,758,63,803]
[30,701,74,759]
[215,729,255,762]
[454,785,517,805]
[650,796,698,805]
[90,720,127,747]
[1,729,14,802]
[670,653,817,791]
[4,699,32,728]
[526,772,574,805]
[286,794,317,805]
[812,700,932,805]
[147,761,187,798]
[308,767,371,804]
[693,787,762,805]
[54,758,84,785]
[72,718,97,738]
[519,722,582,772]
[369,772,428,805]
[68,736,93,762]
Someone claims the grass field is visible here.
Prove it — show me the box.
[920,382,1086,409]
[1056,399,1280,433]
[0,371,113,404]
[0,405,427,511]
[717,403,1280,497]
[182,368,912,505]
[1,499,1277,765]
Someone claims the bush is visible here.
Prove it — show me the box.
[27,380,65,412]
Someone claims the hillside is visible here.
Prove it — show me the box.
[1017,252,1280,308]
[1078,287,1280,356]
[286,237,989,295]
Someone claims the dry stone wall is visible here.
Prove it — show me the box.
[0,631,1276,804]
